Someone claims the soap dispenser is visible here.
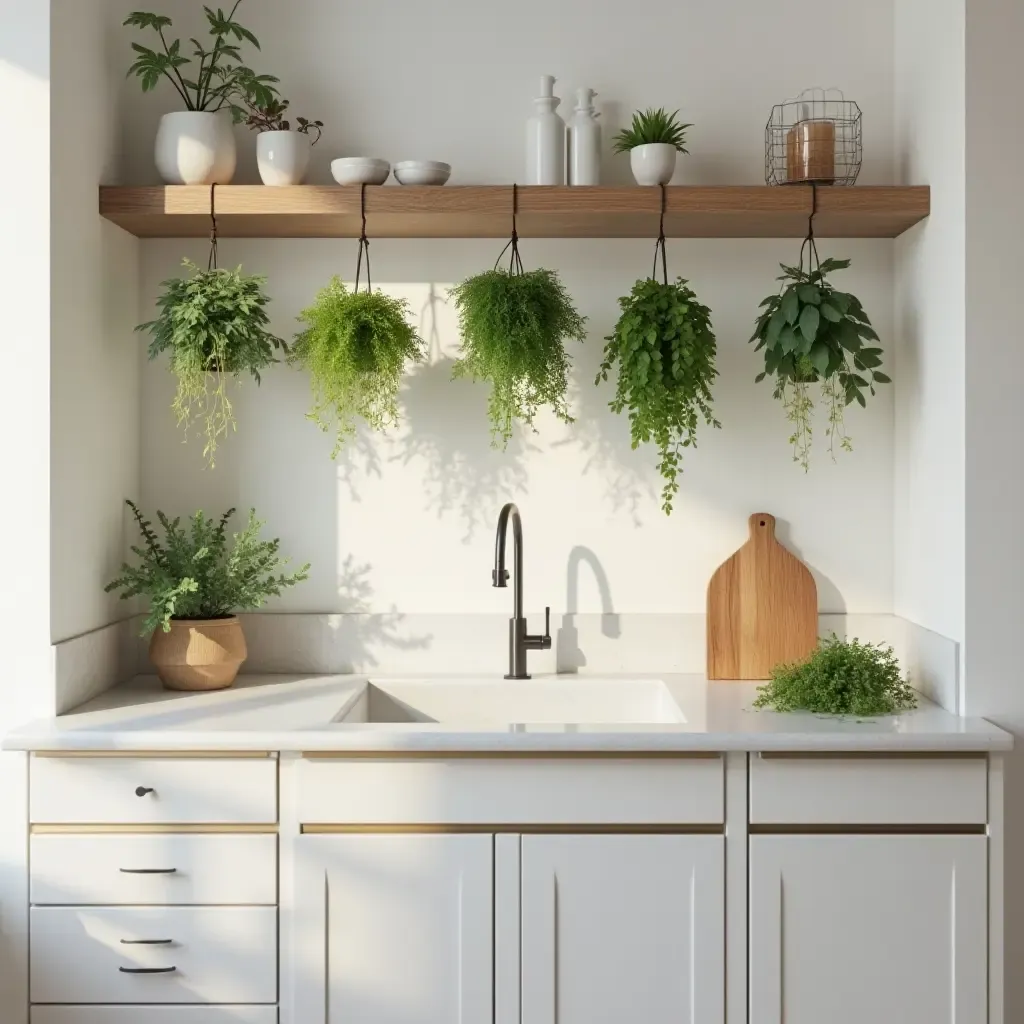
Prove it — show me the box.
[526,74,566,185]
[568,87,601,185]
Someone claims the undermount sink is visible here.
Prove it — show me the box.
[333,678,686,726]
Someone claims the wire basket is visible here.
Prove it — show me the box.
[765,87,862,186]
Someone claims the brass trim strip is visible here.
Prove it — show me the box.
[749,823,987,835]
[301,823,724,835]
[755,751,987,761]
[31,823,279,834]
[31,750,275,759]
[301,750,722,760]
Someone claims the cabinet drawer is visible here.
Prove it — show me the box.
[32,1009,277,1024]
[30,905,277,1004]
[298,756,724,824]
[30,756,277,824]
[749,755,988,825]
[31,834,277,905]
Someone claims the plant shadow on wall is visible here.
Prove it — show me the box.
[394,284,531,541]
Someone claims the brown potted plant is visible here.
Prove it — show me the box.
[106,501,309,691]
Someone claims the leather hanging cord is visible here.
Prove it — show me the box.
[494,183,524,276]
[354,182,372,293]
[207,183,218,271]
[798,182,821,279]
[651,183,668,284]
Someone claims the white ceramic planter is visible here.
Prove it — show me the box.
[629,142,677,186]
[256,130,313,186]
[155,111,237,185]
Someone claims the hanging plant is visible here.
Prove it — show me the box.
[137,257,285,466]
[290,196,423,456]
[750,238,889,470]
[449,189,587,447]
[596,192,719,514]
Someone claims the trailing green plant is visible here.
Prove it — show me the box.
[136,258,286,466]
[612,107,692,153]
[598,276,719,514]
[753,634,917,717]
[106,500,310,636]
[750,256,889,471]
[450,267,587,447]
[290,277,424,456]
[124,3,278,119]
[242,95,323,142]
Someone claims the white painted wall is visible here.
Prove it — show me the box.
[123,0,898,620]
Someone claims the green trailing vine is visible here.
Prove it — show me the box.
[136,258,285,466]
[290,277,424,456]
[750,256,889,470]
[753,634,917,717]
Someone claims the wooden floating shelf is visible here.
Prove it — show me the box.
[99,184,930,240]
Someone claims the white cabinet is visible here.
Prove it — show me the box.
[749,834,987,1024]
[519,834,724,1024]
[293,833,493,1024]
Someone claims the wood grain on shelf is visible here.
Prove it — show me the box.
[99,184,930,239]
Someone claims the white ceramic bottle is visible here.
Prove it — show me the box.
[568,87,601,185]
[526,74,566,185]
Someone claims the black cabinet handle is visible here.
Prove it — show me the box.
[118,965,176,974]
[134,786,155,797]
[119,867,177,874]
[120,938,173,945]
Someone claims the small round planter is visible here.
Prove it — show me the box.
[148,616,247,691]
[256,130,313,186]
[629,142,677,186]
[155,111,237,185]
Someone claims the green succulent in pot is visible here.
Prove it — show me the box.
[751,257,889,470]
[290,277,424,456]
[137,258,286,467]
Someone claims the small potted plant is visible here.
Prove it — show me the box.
[612,107,692,185]
[124,3,278,184]
[106,502,310,691]
[244,95,324,186]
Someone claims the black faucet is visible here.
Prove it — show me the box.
[493,502,551,679]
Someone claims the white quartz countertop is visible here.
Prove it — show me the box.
[3,673,1012,753]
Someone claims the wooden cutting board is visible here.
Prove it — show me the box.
[706,512,818,680]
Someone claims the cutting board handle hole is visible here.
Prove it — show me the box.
[759,519,766,526]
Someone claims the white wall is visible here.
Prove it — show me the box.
[123,0,898,621]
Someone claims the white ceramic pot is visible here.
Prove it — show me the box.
[155,111,236,185]
[256,130,312,186]
[629,142,677,186]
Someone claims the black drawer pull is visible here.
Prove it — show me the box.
[120,938,173,945]
[118,966,176,974]
[134,786,155,797]
[119,867,177,875]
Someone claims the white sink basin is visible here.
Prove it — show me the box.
[334,678,685,726]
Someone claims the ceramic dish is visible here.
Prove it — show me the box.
[393,160,451,186]
[330,157,390,186]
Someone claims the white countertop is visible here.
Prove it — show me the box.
[3,673,1012,753]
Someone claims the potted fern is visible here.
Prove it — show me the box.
[612,107,692,185]
[106,501,310,691]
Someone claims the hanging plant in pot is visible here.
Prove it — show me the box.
[243,94,323,186]
[750,224,889,470]
[597,189,720,513]
[124,3,278,184]
[290,192,424,455]
[612,107,692,186]
[449,186,587,447]
[136,200,287,467]
[105,501,310,691]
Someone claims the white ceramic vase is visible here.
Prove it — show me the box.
[155,111,237,185]
[629,142,677,186]
[256,130,312,186]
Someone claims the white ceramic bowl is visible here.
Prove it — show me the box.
[393,160,451,186]
[331,157,390,186]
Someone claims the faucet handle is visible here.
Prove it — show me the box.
[544,606,551,638]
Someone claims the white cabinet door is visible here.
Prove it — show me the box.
[520,834,724,1024]
[293,833,492,1024]
[749,835,987,1024]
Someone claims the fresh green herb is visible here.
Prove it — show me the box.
[450,268,586,447]
[137,259,285,466]
[753,634,917,716]
[597,277,719,514]
[124,3,278,120]
[612,107,692,153]
[290,277,423,456]
[106,501,310,636]
[750,257,889,470]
